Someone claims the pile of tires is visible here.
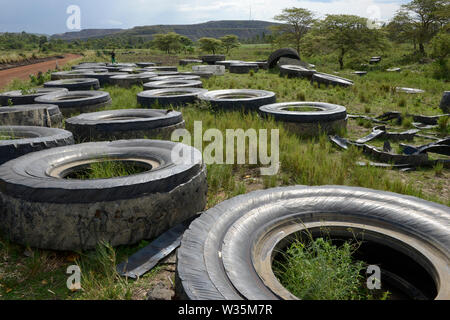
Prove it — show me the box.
[143,80,203,90]
[199,89,276,112]
[35,91,112,117]
[267,48,301,69]
[0,104,63,128]
[229,63,259,74]
[311,73,353,88]
[177,186,450,300]
[370,56,382,64]
[0,88,68,106]
[279,65,316,79]
[66,109,185,141]
[0,125,73,165]
[201,55,226,65]
[44,78,100,91]
[0,140,208,250]
[109,74,157,87]
[259,102,348,136]
[138,88,208,108]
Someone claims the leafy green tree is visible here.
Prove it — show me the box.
[220,35,240,53]
[272,7,316,57]
[179,35,194,54]
[309,14,387,70]
[399,0,448,55]
[198,37,223,54]
[153,32,182,54]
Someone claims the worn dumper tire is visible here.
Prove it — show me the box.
[137,88,208,108]
[0,88,68,106]
[143,80,203,90]
[176,186,450,300]
[44,78,100,91]
[259,102,347,136]
[65,109,185,141]
[35,91,112,117]
[267,48,300,69]
[0,140,208,251]
[0,104,63,128]
[0,125,74,165]
[198,89,276,112]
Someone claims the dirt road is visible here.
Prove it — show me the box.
[0,54,82,89]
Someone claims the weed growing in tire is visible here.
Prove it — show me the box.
[273,236,391,300]
[66,160,149,180]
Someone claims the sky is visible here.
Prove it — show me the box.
[0,0,410,35]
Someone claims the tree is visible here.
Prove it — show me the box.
[153,32,182,54]
[399,0,448,55]
[272,7,315,57]
[220,35,240,53]
[198,37,223,54]
[179,36,194,54]
[310,14,387,70]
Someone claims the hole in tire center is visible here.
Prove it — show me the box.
[271,227,438,300]
[57,159,157,180]
[282,106,324,112]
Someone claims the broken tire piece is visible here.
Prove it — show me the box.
[0,125,74,165]
[280,65,316,79]
[199,89,276,112]
[137,88,208,108]
[267,48,300,69]
[66,109,185,141]
[0,140,208,250]
[35,90,112,117]
[176,186,450,300]
[0,104,63,128]
[311,73,353,88]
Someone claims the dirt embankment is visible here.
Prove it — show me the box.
[0,54,82,89]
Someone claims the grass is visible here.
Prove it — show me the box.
[65,160,149,180]
[0,42,449,300]
[273,235,390,300]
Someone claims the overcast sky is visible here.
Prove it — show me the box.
[0,0,409,35]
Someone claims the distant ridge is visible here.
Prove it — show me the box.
[51,20,278,41]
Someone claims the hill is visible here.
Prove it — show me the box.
[51,20,277,41]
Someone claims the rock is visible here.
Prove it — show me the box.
[147,282,174,301]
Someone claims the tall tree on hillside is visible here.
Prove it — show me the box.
[272,7,316,57]
[153,32,182,54]
[309,14,387,70]
[399,0,448,55]
[198,37,223,54]
[220,35,240,53]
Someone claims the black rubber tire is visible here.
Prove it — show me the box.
[279,65,316,78]
[215,60,244,69]
[179,71,214,79]
[201,55,226,65]
[144,71,179,77]
[143,80,203,90]
[396,87,425,94]
[65,109,185,141]
[0,88,68,106]
[176,186,450,300]
[439,91,449,114]
[148,75,201,82]
[0,125,74,165]
[44,78,100,91]
[311,73,354,88]
[35,91,112,117]
[198,89,276,112]
[229,63,259,74]
[179,59,202,66]
[0,104,63,128]
[0,140,207,250]
[82,72,128,85]
[259,102,347,123]
[267,48,300,69]
[51,70,102,80]
[136,62,157,68]
[146,66,178,72]
[109,74,157,87]
[138,88,208,107]
[118,68,150,74]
